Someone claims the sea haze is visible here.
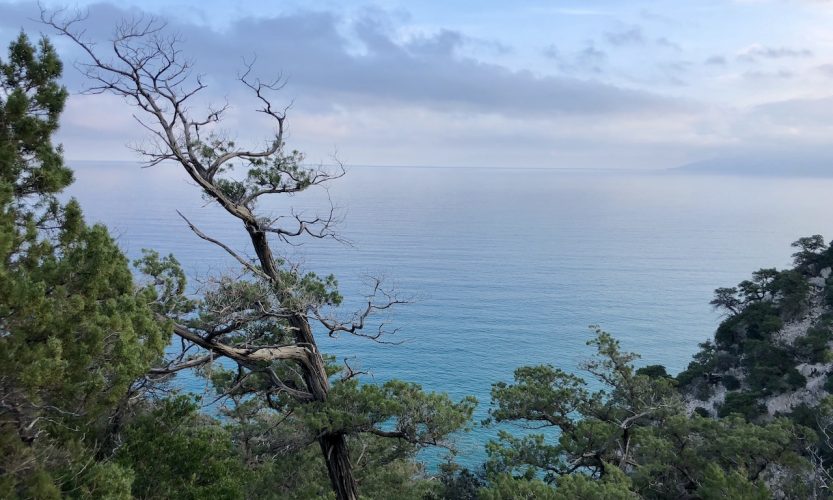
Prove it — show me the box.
[66,161,833,464]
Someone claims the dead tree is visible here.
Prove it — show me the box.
[42,11,408,500]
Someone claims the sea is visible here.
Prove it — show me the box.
[66,161,833,467]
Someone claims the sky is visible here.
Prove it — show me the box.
[2,0,833,168]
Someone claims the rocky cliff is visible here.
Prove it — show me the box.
[678,236,833,422]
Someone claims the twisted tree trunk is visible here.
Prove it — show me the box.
[319,433,358,500]
[251,229,359,500]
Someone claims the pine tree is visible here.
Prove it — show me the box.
[0,33,166,498]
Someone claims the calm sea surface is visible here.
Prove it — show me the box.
[66,162,833,466]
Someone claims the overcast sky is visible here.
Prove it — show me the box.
[2,0,833,168]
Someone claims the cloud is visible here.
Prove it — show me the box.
[696,96,833,161]
[742,69,795,79]
[639,9,676,24]
[737,44,813,62]
[542,42,609,75]
[0,1,699,168]
[5,0,832,171]
[542,44,560,60]
[655,37,682,51]
[606,29,682,54]
[575,43,608,72]
[656,61,693,86]
[605,26,644,46]
[9,2,682,118]
[816,64,833,77]
[748,95,833,128]
[528,6,614,17]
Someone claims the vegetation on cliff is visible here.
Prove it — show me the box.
[468,237,833,498]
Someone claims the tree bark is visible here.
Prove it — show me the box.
[319,433,359,500]
[249,226,359,500]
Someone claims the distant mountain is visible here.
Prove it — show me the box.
[672,152,833,176]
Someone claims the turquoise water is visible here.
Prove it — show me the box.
[67,162,833,465]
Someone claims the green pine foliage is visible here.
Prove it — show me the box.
[482,327,817,498]
[195,356,476,499]
[115,397,248,500]
[0,33,165,497]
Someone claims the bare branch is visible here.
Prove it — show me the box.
[340,358,368,382]
[177,210,269,280]
[311,276,409,342]
[148,354,213,376]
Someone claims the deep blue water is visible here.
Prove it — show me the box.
[67,162,833,466]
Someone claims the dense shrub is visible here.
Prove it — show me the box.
[794,325,832,364]
[117,397,248,499]
[695,383,713,402]
[715,317,743,349]
[676,342,717,387]
[826,278,833,308]
[771,270,810,320]
[791,235,831,271]
[785,369,807,390]
[742,341,799,395]
[714,352,738,372]
[741,302,784,340]
[722,374,741,391]
[693,407,710,417]
[636,364,671,379]
[825,374,833,394]
[786,403,833,467]
[434,465,483,500]
[718,393,765,420]
[714,303,782,352]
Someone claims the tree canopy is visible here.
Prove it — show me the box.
[0,32,166,498]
